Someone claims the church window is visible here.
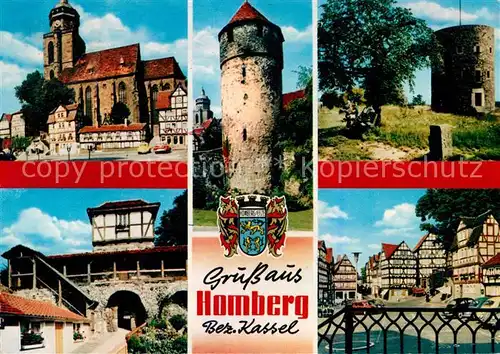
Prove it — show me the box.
[85,87,93,120]
[118,82,126,103]
[152,85,159,102]
[78,88,83,106]
[195,114,199,124]
[162,83,171,90]
[50,70,55,80]
[48,42,55,64]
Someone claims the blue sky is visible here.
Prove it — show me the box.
[193,0,313,117]
[0,0,187,114]
[0,189,184,261]
[319,189,428,269]
[319,0,500,103]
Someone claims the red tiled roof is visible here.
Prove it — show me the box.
[283,90,306,108]
[143,58,185,80]
[382,243,399,260]
[1,114,12,122]
[156,90,174,110]
[0,292,87,322]
[228,1,271,25]
[79,123,146,134]
[413,234,429,252]
[326,248,333,263]
[483,253,500,268]
[48,245,187,259]
[202,118,213,130]
[59,44,139,84]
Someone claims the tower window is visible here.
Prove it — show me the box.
[256,24,263,37]
[475,70,481,82]
[49,70,55,80]
[487,71,490,79]
[474,92,483,107]
[85,87,92,121]
[475,45,481,54]
[48,42,55,64]
[242,127,247,141]
[118,82,126,103]
[227,29,234,43]
[490,47,493,53]
[242,64,246,78]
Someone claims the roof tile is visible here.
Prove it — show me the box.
[79,123,145,134]
[228,1,271,25]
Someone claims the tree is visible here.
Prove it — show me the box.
[361,266,367,283]
[319,0,439,123]
[415,189,500,251]
[110,102,131,125]
[411,94,426,106]
[155,190,187,246]
[11,136,31,152]
[15,71,75,133]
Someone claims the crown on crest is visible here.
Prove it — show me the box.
[236,195,269,208]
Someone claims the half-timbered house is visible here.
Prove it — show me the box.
[482,253,500,296]
[318,241,333,302]
[413,233,447,290]
[451,213,500,298]
[331,255,358,301]
[380,242,417,300]
[366,253,381,297]
[157,83,188,149]
[87,200,160,252]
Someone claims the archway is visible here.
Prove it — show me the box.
[107,291,147,330]
[159,290,187,318]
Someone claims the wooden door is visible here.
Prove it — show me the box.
[55,322,64,354]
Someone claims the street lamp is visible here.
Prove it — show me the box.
[66,145,71,161]
[87,144,94,160]
[352,252,362,300]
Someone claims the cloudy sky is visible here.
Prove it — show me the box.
[0,189,184,261]
[319,0,500,103]
[0,0,187,114]
[319,189,428,269]
[193,0,313,117]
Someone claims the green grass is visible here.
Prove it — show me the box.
[194,208,313,231]
[319,105,500,160]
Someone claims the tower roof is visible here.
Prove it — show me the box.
[228,1,272,26]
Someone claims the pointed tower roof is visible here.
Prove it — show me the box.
[228,1,272,26]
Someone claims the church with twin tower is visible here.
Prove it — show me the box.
[42,0,186,128]
[219,1,284,195]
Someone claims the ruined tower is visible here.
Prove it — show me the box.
[219,1,284,194]
[43,0,86,80]
[432,25,495,114]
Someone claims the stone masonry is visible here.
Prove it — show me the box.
[219,2,284,194]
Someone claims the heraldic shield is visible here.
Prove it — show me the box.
[217,195,288,258]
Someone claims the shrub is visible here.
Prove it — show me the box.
[171,336,187,353]
[169,315,187,331]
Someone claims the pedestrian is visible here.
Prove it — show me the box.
[426,293,430,302]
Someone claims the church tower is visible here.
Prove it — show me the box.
[194,88,214,128]
[218,1,284,194]
[43,0,86,80]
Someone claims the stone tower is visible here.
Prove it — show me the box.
[432,25,495,114]
[43,0,86,80]
[219,1,284,194]
[194,88,214,128]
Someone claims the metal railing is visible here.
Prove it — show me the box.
[318,305,500,354]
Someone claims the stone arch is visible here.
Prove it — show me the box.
[107,290,147,330]
[48,42,54,64]
[158,290,187,318]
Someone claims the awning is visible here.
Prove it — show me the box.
[437,286,451,295]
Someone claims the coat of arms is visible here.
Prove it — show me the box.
[217,195,288,258]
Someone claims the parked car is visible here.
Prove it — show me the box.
[0,151,16,161]
[444,298,477,319]
[368,298,385,308]
[352,300,373,314]
[478,297,500,327]
[152,144,172,154]
[137,143,151,155]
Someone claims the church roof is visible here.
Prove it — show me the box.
[59,44,140,84]
[143,57,185,80]
[156,90,174,110]
[228,1,272,26]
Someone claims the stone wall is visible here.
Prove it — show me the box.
[220,21,284,194]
